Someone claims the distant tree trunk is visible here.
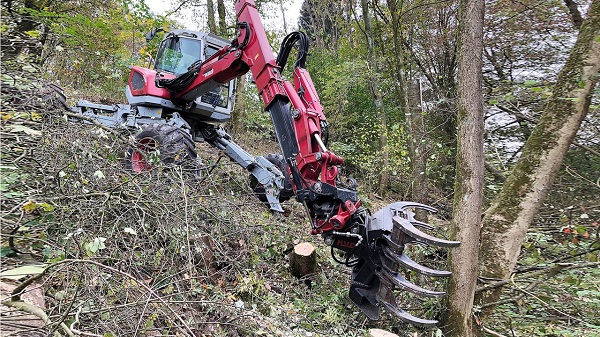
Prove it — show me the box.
[279,0,288,33]
[477,0,600,320]
[361,0,389,194]
[217,0,227,36]
[442,0,485,336]
[4,0,41,60]
[387,0,427,208]
[207,0,217,34]
[564,0,583,29]
[407,80,428,217]
[231,74,246,135]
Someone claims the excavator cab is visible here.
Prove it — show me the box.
[125,29,235,123]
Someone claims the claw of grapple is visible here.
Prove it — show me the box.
[393,201,438,213]
[411,219,435,231]
[382,247,452,277]
[378,269,445,298]
[377,296,439,327]
[393,216,460,247]
[349,284,380,321]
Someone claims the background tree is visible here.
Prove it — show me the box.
[360,0,389,194]
[217,0,227,36]
[477,0,600,320]
[207,0,217,33]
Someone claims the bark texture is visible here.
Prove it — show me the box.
[442,0,485,336]
[477,0,600,317]
[207,0,217,34]
[231,74,247,135]
[217,0,227,36]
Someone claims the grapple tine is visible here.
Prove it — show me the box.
[342,201,459,325]
[395,201,438,213]
[412,220,435,231]
[378,270,445,298]
[382,247,452,277]
[377,295,439,327]
[393,215,460,247]
[349,285,380,321]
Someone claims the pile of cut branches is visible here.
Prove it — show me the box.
[0,58,297,336]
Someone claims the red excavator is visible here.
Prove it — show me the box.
[70,0,459,326]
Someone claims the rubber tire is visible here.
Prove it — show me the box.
[124,124,199,176]
[250,153,294,203]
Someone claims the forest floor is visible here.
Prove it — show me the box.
[1,63,599,337]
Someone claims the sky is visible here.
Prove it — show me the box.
[144,0,303,35]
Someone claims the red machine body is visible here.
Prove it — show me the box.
[128,66,173,98]
[163,0,356,232]
[125,0,460,325]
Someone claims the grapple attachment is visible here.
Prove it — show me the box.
[341,202,459,326]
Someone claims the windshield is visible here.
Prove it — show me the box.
[155,37,202,75]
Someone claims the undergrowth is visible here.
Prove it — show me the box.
[1,58,439,336]
[1,57,598,337]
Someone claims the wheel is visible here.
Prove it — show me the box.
[250,153,294,203]
[124,124,199,176]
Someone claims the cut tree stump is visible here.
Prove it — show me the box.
[289,242,317,278]
[369,329,399,337]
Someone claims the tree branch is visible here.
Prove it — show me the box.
[564,0,583,29]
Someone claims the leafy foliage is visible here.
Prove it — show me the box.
[1,0,599,336]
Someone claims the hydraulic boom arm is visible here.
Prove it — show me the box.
[157,0,459,325]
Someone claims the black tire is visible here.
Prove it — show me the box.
[124,124,200,176]
[250,153,294,203]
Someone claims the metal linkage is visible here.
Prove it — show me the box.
[201,126,286,213]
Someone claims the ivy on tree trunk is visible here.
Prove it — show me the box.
[476,0,600,320]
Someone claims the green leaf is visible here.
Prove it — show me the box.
[86,237,107,254]
[0,247,16,258]
[24,30,40,38]
[124,227,137,235]
[7,124,41,136]
[524,79,538,86]
[22,64,37,73]
[0,264,47,280]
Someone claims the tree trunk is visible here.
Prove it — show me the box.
[442,1,485,336]
[477,0,600,319]
[368,329,399,337]
[279,0,288,34]
[361,0,389,194]
[4,0,41,60]
[289,242,317,278]
[217,0,227,37]
[387,0,428,209]
[231,74,246,136]
[407,80,428,219]
[207,0,217,34]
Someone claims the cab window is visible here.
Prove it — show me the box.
[155,37,202,75]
